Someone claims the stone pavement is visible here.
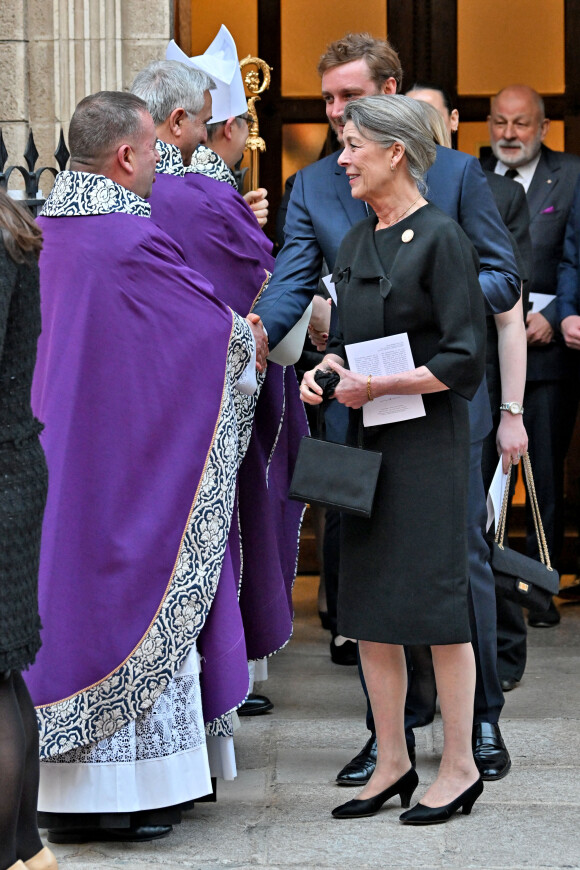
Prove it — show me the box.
[44,575,580,870]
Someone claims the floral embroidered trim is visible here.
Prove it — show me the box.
[155,139,186,177]
[37,313,255,759]
[250,270,272,311]
[41,172,150,218]
[186,144,238,189]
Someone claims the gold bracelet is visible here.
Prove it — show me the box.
[367,374,374,402]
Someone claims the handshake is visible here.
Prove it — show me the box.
[245,313,269,372]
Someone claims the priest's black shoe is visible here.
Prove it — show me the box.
[332,768,419,819]
[336,735,415,785]
[399,778,483,825]
[528,599,560,627]
[47,824,172,843]
[472,722,511,780]
[238,693,274,716]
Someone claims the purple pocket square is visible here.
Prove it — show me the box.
[541,206,555,214]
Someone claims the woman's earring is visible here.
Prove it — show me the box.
[391,162,396,171]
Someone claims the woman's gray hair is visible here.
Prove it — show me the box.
[343,95,437,193]
[131,60,215,125]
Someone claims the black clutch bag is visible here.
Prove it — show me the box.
[489,453,559,612]
[289,436,382,517]
[289,373,382,518]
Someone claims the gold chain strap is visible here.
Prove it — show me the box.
[493,452,553,571]
[494,460,513,549]
[522,452,553,571]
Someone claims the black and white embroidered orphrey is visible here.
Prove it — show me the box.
[155,139,187,177]
[35,222,255,756]
[41,171,151,218]
[187,144,238,189]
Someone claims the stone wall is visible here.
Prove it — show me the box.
[0,0,172,189]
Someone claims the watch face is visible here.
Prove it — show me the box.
[509,403,522,414]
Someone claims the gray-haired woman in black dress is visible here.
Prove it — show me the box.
[301,96,487,825]
[0,189,56,870]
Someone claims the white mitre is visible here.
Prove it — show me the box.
[166,25,248,123]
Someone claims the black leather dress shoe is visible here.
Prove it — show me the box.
[500,677,519,692]
[472,722,511,781]
[47,824,172,843]
[336,735,416,786]
[528,599,560,627]
[238,693,274,716]
[330,636,358,666]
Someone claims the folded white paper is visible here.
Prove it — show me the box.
[528,292,555,313]
[345,333,426,427]
[486,457,509,533]
[321,274,337,305]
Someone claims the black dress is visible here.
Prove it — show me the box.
[329,204,486,646]
[0,237,48,673]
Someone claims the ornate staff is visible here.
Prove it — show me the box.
[239,55,272,190]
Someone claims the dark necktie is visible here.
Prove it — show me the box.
[505,168,519,179]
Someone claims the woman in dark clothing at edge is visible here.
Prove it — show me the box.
[0,189,56,870]
[300,95,487,825]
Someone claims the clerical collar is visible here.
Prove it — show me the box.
[40,171,150,217]
[186,144,238,189]
[494,151,541,193]
[155,139,186,177]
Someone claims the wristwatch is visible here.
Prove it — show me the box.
[500,402,524,415]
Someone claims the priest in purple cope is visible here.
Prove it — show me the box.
[132,59,308,713]
[24,91,262,845]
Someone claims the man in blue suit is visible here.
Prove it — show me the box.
[254,33,520,782]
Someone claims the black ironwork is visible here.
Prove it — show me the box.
[0,128,69,214]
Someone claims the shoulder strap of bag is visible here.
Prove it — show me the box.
[494,452,554,572]
[522,452,553,571]
[494,460,512,549]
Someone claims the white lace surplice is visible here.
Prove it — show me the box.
[38,645,236,813]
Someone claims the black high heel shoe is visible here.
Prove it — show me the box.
[331,767,419,819]
[399,778,483,825]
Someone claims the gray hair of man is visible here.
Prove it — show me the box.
[69,90,149,166]
[131,60,215,125]
[343,95,437,194]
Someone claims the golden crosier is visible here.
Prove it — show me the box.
[239,55,272,190]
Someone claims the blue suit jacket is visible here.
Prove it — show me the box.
[557,175,580,330]
[255,145,520,440]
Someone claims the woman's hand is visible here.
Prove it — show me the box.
[300,366,326,405]
[327,360,369,408]
[497,413,528,473]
